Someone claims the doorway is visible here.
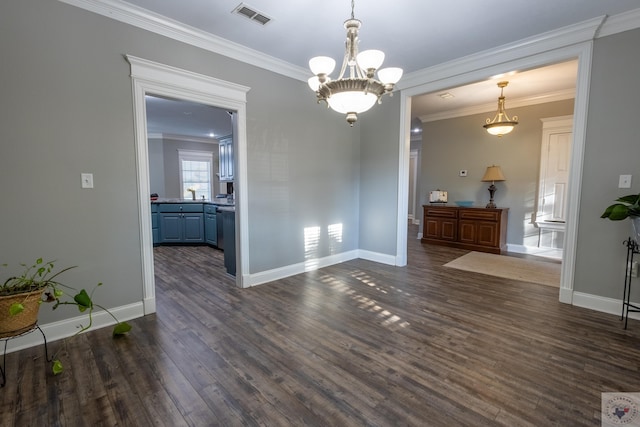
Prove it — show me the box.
[126,55,250,315]
[398,41,594,304]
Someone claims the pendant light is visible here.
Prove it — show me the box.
[483,81,518,137]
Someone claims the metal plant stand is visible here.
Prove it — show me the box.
[621,238,640,329]
[0,325,50,387]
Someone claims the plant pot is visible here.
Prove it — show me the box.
[0,289,44,338]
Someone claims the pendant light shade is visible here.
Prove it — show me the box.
[484,81,518,137]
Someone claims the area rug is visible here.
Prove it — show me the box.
[443,251,561,287]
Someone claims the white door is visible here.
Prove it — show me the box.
[536,115,573,223]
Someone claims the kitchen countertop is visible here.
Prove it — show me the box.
[151,198,234,207]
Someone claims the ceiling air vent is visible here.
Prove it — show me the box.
[232,3,272,26]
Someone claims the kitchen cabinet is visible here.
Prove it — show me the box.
[204,204,217,246]
[218,136,234,181]
[158,203,204,243]
[421,205,508,254]
[151,204,159,245]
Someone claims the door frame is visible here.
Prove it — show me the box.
[126,55,250,314]
[397,40,595,305]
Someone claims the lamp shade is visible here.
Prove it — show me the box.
[309,56,336,76]
[484,123,515,136]
[481,165,506,182]
[308,76,321,91]
[327,90,378,114]
[377,67,403,84]
[356,49,385,71]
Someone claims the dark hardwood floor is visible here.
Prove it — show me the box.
[2,225,639,426]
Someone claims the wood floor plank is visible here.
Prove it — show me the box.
[2,224,640,425]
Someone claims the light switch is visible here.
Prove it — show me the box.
[619,174,632,189]
[81,173,94,189]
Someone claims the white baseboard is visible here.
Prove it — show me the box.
[243,248,399,287]
[4,302,144,354]
[572,291,640,321]
[243,250,359,287]
[357,249,397,266]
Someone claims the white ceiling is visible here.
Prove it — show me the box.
[106,0,639,137]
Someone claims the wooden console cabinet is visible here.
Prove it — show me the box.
[421,205,508,254]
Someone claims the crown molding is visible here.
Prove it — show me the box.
[147,132,219,144]
[597,7,640,38]
[59,1,640,87]
[419,88,575,123]
[58,0,309,81]
[400,16,605,91]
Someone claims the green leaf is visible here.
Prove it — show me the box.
[9,303,24,316]
[73,289,92,311]
[609,204,630,221]
[54,289,63,298]
[52,359,63,375]
[113,322,132,336]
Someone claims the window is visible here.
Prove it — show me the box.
[178,149,213,201]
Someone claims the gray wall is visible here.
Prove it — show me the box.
[0,0,358,323]
[418,99,574,246]
[359,94,402,255]
[575,28,640,299]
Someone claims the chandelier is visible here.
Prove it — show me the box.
[307,0,403,126]
[483,81,518,137]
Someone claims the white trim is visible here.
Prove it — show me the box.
[572,291,640,322]
[597,7,640,38]
[4,302,144,354]
[58,0,640,86]
[126,55,250,313]
[57,0,309,81]
[399,16,605,91]
[395,95,412,267]
[419,88,576,123]
[158,133,219,144]
[244,251,359,287]
[360,250,398,266]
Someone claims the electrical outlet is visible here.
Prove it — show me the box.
[459,170,468,177]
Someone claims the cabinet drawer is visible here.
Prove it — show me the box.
[204,204,217,214]
[424,207,458,219]
[158,203,203,213]
[151,204,158,213]
[459,209,500,222]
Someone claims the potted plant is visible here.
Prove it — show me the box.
[601,193,640,241]
[0,258,132,375]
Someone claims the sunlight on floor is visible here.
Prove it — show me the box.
[319,270,411,330]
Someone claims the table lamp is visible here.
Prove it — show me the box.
[481,165,506,208]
